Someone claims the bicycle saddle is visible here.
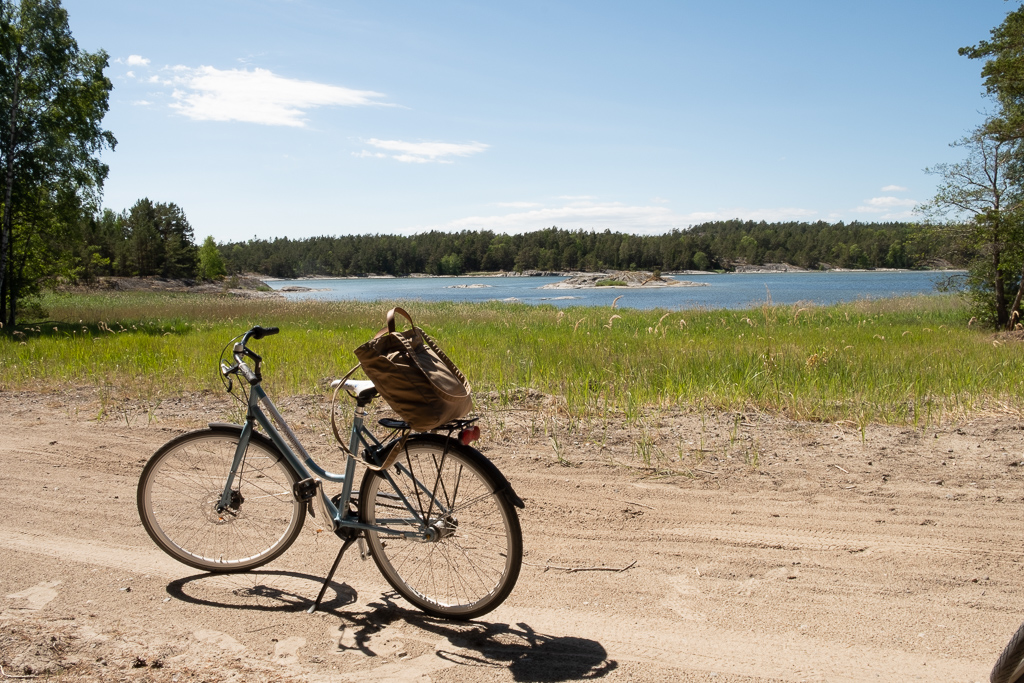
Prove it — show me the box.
[340,379,377,401]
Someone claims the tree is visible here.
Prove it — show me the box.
[197,235,226,280]
[75,207,119,281]
[120,198,198,278]
[949,4,1024,327]
[0,0,114,326]
[153,201,197,277]
[920,129,1022,327]
[438,252,463,275]
[123,199,161,276]
[959,4,1024,139]
[5,182,80,310]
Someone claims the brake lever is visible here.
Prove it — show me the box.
[221,362,237,393]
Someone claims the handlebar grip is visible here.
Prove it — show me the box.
[250,326,280,340]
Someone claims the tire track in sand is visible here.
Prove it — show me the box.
[0,528,990,682]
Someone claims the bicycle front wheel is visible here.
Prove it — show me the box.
[992,621,1024,683]
[137,427,304,572]
[359,435,523,619]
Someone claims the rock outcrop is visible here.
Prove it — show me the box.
[540,270,708,289]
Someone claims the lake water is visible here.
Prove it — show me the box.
[268,270,958,311]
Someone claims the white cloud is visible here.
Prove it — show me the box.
[126,55,150,67]
[694,207,818,222]
[169,66,387,127]
[132,100,153,106]
[854,196,918,211]
[496,201,542,208]
[147,75,161,84]
[419,200,817,235]
[358,139,489,164]
[125,71,135,78]
[881,185,908,192]
[352,150,387,159]
[852,195,919,220]
[393,154,434,164]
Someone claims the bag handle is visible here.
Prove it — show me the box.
[386,307,415,333]
[367,306,414,342]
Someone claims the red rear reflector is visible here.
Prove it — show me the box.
[459,426,480,445]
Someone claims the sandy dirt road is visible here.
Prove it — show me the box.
[2,389,1024,682]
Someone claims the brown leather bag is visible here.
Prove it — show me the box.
[353,307,473,431]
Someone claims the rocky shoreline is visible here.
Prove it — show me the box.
[66,275,283,298]
[268,263,960,283]
[540,270,708,290]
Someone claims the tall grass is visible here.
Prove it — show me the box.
[2,290,1021,424]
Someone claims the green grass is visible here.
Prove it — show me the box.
[595,279,627,287]
[2,290,1022,425]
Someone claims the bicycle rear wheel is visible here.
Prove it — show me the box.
[992,621,1024,683]
[138,427,304,572]
[359,435,522,619]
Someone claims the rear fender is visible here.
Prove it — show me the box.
[401,433,525,509]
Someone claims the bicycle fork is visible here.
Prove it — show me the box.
[216,419,257,514]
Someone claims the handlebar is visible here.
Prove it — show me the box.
[221,325,280,386]
[243,325,279,343]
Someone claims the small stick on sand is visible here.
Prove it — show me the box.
[833,464,849,474]
[524,559,638,573]
[1,664,39,679]
[609,497,655,510]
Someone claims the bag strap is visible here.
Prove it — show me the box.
[329,363,405,472]
[393,332,470,401]
[421,331,472,391]
[329,364,361,455]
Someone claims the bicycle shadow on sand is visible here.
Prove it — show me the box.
[335,592,617,682]
[165,574,615,681]
[165,570,357,613]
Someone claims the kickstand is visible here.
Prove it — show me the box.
[308,534,359,614]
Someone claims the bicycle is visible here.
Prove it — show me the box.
[991,621,1024,683]
[136,325,524,620]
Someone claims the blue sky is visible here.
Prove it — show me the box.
[64,0,1013,243]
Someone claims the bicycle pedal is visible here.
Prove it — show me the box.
[293,478,317,502]
[357,536,368,561]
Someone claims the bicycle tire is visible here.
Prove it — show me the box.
[992,621,1024,683]
[137,426,304,572]
[359,434,523,619]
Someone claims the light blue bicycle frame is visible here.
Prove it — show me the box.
[216,380,445,541]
